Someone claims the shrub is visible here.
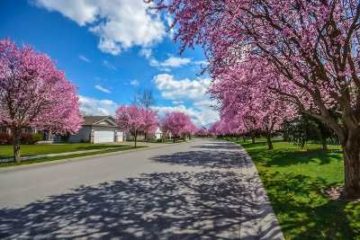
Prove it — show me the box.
[20,133,43,144]
[0,132,43,144]
[32,133,43,143]
[20,133,34,144]
[0,133,11,144]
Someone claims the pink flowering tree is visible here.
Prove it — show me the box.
[143,108,158,140]
[116,105,158,147]
[210,58,297,149]
[208,122,219,136]
[152,0,360,197]
[0,39,82,163]
[161,112,196,142]
[196,127,210,137]
[116,105,144,148]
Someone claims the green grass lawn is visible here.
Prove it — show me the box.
[0,143,138,168]
[233,139,360,240]
[0,143,132,158]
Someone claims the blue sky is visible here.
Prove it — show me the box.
[0,0,219,126]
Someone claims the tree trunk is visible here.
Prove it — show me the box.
[283,131,289,142]
[342,133,360,199]
[318,123,328,151]
[321,136,328,151]
[134,131,137,148]
[242,136,246,142]
[12,127,21,163]
[266,133,273,150]
[251,133,256,144]
[300,137,306,149]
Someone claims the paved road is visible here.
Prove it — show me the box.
[0,139,283,239]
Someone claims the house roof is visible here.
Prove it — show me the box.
[83,116,117,126]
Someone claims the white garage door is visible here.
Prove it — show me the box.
[116,132,124,142]
[94,131,114,143]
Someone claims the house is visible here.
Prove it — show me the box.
[154,127,163,140]
[0,116,124,144]
[68,116,124,143]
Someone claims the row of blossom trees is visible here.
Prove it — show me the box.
[0,39,197,162]
[209,57,297,150]
[115,106,197,147]
[152,0,360,198]
[161,111,197,142]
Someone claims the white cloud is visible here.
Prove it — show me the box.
[150,56,191,69]
[140,50,192,71]
[162,57,191,68]
[79,54,91,63]
[153,73,219,127]
[79,95,118,116]
[95,84,111,94]
[139,48,152,59]
[102,60,117,70]
[165,14,175,38]
[97,38,122,55]
[34,0,165,55]
[194,60,208,66]
[154,73,211,101]
[130,79,140,87]
[140,48,207,71]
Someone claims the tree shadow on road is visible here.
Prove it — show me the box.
[192,142,243,151]
[151,150,253,169]
[0,171,282,239]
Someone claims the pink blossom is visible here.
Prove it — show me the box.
[161,112,197,140]
[0,39,82,161]
[115,105,158,147]
[151,0,360,197]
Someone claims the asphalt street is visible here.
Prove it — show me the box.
[0,139,284,239]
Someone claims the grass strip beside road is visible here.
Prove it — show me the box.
[233,139,360,240]
[0,144,142,168]
[0,143,133,158]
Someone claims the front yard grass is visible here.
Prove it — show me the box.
[234,140,360,240]
[0,143,138,168]
[0,143,131,158]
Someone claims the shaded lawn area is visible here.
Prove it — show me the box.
[235,140,360,240]
[0,143,131,159]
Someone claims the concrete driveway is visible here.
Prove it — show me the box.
[0,139,283,239]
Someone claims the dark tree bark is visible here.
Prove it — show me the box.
[266,133,273,150]
[316,120,329,151]
[251,133,256,144]
[11,127,21,163]
[134,130,137,148]
[320,134,328,151]
[300,138,306,149]
[342,131,360,199]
